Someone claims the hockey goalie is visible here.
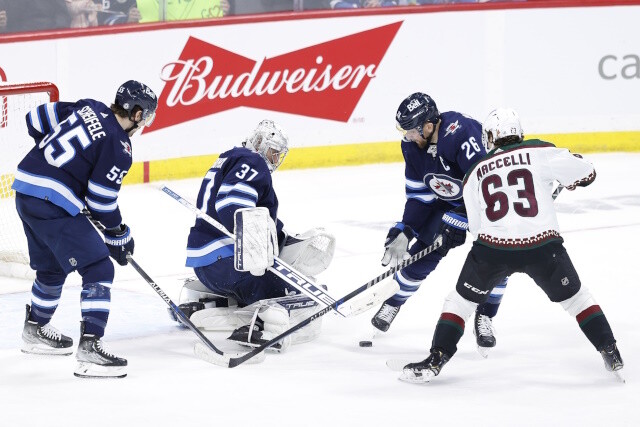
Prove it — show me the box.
[172,120,336,352]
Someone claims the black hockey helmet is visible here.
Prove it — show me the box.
[115,80,158,127]
[395,92,440,134]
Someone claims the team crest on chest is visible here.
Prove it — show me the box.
[423,173,463,200]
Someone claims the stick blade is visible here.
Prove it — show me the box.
[193,342,265,367]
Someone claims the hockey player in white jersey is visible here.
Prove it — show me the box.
[400,108,623,383]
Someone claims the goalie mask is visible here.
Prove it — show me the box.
[244,120,289,173]
[482,108,524,149]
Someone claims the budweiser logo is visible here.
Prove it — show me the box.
[146,22,402,133]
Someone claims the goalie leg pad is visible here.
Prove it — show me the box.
[279,228,336,277]
[271,293,324,344]
[230,300,292,352]
[234,207,278,276]
[190,307,246,331]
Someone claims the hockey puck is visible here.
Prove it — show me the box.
[359,340,373,347]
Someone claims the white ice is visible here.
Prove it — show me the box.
[1,153,638,426]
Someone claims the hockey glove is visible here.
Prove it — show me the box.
[437,208,468,255]
[104,224,134,266]
[381,223,415,267]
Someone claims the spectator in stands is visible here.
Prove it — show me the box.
[66,0,100,27]
[96,0,141,25]
[330,0,398,9]
[0,1,7,33]
[137,0,231,23]
[1,0,72,33]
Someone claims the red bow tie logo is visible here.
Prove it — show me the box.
[146,22,402,133]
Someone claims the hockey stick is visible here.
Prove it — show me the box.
[159,184,346,317]
[82,210,262,367]
[552,184,564,200]
[226,234,443,368]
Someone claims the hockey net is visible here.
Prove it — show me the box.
[0,82,59,278]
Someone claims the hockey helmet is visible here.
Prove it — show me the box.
[115,80,158,127]
[244,120,289,173]
[395,92,440,137]
[482,108,524,149]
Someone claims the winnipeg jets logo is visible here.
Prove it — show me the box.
[120,140,132,157]
[100,112,109,118]
[423,173,463,201]
[444,120,461,137]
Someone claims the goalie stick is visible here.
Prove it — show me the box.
[224,234,443,368]
[159,184,347,317]
[82,210,262,367]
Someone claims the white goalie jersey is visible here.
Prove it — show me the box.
[463,139,595,249]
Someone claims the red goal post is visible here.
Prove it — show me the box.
[0,82,59,278]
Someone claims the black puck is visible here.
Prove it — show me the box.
[359,340,373,347]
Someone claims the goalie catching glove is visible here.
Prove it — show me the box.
[234,207,278,276]
[381,223,415,267]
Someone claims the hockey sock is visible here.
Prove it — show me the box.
[80,282,111,337]
[431,312,465,356]
[576,305,616,350]
[476,278,507,318]
[29,278,64,325]
[388,271,421,306]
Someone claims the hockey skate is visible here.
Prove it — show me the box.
[371,302,401,333]
[227,318,289,353]
[473,312,496,358]
[21,305,73,356]
[600,343,625,382]
[74,323,127,379]
[399,350,451,384]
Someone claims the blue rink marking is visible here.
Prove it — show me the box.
[0,286,178,349]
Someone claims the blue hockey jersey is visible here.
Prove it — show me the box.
[186,147,284,268]
[12,99,132,229]
[401,111,485,232]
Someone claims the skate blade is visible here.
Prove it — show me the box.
[193,342,266,367]
[74,362,126,379]
[386,359,412,372]
[613,370,626,384]
[21,344,72,356]
[477,346,491,359]
[398,368,435,384]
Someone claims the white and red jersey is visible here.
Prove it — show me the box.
[463,139,595,249]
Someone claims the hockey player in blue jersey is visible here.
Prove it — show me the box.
[179,119,335,352]
[371,92,507,354]
[12,80,157,378]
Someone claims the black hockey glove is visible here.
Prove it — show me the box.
[104,224,134,266]
[437,206,468,255]
[381,223,415,267]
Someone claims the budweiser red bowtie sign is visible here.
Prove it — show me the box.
[147,22,402,133]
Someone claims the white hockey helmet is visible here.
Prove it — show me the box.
[482,108,524,149]
[244,120,289,173]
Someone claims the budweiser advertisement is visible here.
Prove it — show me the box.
[148,22,402,133]
[0,5,638,164]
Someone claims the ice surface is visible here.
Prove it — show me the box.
[1,153,638,426]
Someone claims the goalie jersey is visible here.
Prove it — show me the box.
[463,139,596,249]
[402,111,485,240]
[186,147,285,268]
[12,99,133,229]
